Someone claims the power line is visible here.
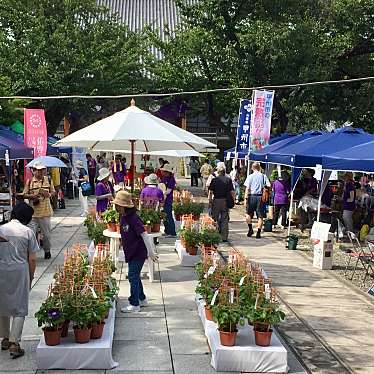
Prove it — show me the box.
[0,76,372,100]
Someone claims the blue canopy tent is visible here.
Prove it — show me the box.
[224,133,294,160]
[249,131,323,163]
[0,134,34,159]
[265,127,374,168]
[322,140,374,173]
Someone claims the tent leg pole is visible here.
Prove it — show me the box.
[130,140,135,192]
[287,191,294,237]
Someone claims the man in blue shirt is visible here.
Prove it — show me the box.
[244,162,270,238]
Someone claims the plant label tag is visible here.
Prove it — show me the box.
[108,278,113,290]
[265,283,271,300]
[89,286,98,299]
[207,266,216,275]
[254,294,259,310]
[210,290,219,306]
[239,275,246,286]
[229,288,234,303]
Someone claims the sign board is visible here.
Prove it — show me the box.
[235,99,252,155]
[311,221,331,242]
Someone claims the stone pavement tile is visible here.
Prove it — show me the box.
[1,371,35,374]
[111,340,172,371]
[22,317,42,341]
[300,315,373,331]
[0,340,38,371]
[168,328,210,355]
[109,371,172,374]
[114,317,167,341]
[314,329,374,346]
[38,370,104,374]
[165,309,202,329]
[352,367,374,374]
[172,353,236,374]
[335,346,374,367]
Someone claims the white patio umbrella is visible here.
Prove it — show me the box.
[53,100,215,189]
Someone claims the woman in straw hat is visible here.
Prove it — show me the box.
[113,191,158,313]
[140,173,164,208]
[160,164,176,237]
[95,168,114,213]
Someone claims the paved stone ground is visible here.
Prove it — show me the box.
[3,180,374,373]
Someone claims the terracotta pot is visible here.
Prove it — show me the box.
[219,329,237,346]
[144,224,152,234]
[74,327,92,344]
[43,327,61,346]
[254,328,273,347]
[205,306,213,321]
[91,322,105,339]
[151,223,161,232]
[107,222,117,232]
[254,322,270,332]
[61,320,70,338]
[180,238,187,247]
[116,223,120,233]
[186,244,198,255]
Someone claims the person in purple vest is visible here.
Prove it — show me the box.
[140,174,164,208]
[95,168,115,214]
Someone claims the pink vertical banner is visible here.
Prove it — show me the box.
[250,90,274,151]
[24,109,47,180]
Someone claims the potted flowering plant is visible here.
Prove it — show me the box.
[102,209,120,232]
[211,303,243,346]
[35,296,65,346]
[90,298,110,339]
[180,227,201,255]
[71,294,96,343]
[139,209,152,233]
[200,229,221,249]
[248,297,285,347]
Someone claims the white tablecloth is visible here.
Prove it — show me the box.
[36,305,118,369]
[196,297,288,373]
[175,240,201,267]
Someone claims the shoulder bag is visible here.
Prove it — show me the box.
[261,175,271,203]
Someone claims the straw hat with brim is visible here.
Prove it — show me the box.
[113,190,134,208]
[32,161,46,170]
[97,168,110,181]
[160,164,174,173]
[144,173,159,185]
[75,160,84,168]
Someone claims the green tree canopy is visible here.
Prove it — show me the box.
[148,0,374,134]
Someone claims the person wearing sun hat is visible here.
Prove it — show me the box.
[95,168,115,213]
[160,164,176,237]
[140,173,164,208]
[113,191,158,313]
[23,161,55,260]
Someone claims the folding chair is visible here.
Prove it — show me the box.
[344,231,374,283]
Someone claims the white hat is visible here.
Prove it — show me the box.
[97,168,110,181]
[160,164,174,173]
[144,173,159,185]
[75,160,84,168]
[32,161,46,170]
[216,162,226,173]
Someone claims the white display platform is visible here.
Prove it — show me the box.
[36,305,118,370]
[175,240,201,267]
[196,297,287,373]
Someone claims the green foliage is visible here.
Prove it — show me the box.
[246,298,286,330]
[211,304,242,332]
[139,209,166,225]
[105,276,120,302]
[172,202,204,217]
[102,208,119,224]
[70,294,96,329]
[35,296,65,330]
[180,227,201,247]
[200,229,221,246]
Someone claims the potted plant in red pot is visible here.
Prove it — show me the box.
[212,303,242,346]
[248,296,285,347]
[200,229,221,251]
[181,227,201,255]
[151,211,165,232]
[102,208,119,232]
[90,299,110,339]
[35,296,65,346]
[71,294,95,344]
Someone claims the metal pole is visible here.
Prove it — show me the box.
[130,140,135,192]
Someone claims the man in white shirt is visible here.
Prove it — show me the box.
[244,162,270,239]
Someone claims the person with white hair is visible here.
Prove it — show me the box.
[244,162,270,239]
[208,162,235,242]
